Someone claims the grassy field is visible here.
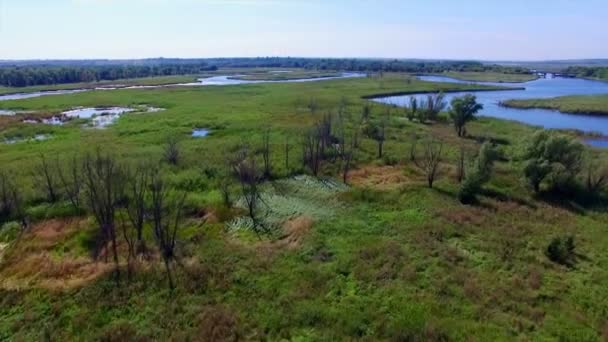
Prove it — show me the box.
[0,73,607,341]
[441,71,538,83]
[502,95,608,115]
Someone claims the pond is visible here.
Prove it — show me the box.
[372,75,608,144]
[22,107,138,128]
[192,129,210,138]
[0,73,366,101]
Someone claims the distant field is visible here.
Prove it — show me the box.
[0,75,201,95]
[502,94,608,115]
[231,70,342,81]
[441,71,538,83]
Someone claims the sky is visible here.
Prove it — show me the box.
[1,0,607,60]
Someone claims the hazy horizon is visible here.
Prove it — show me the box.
[1,0,607,60]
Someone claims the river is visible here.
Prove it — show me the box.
[372,75,608,146]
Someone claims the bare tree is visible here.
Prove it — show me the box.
[368,110,388,159]
[302,127,322,176]
[58,155,83,213]
[457,146,467,183]
[0,170,27,230]
[406,96,417,121]
[231,151,268,237]
[413,138,444,188]
[164,136,180,166]
[341,133,356,184]
[149,169,187,291]
[361,103,372,122]
[260,128,272,179]
[82,150,125,285]
[409,133,418,162]
[34,154,59,203]
[125,164,150,255]
[307,97,318,116]
[284,136,291,173]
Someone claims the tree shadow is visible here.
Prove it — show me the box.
[536,190,608,215]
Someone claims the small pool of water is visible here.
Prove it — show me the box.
[192,129,210,137]
[0,110,15,116]
[62,107,134,119]
[4,134,51,144]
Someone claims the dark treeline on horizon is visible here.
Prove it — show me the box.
[0,57,531,87]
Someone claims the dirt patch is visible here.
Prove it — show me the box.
[348,165,412,189]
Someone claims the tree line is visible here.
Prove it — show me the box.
[0,64,218,87]
[0,57,531,87]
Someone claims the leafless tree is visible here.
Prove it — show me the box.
[231,151,268,237]
[361,103,372,122]
[34,154,59,203]
[307,97,318,115]
[0,170,27,230]
[284,136,291,173]
[164,136,180,166]
[58,155,83,213]
[457,146,467,183]
[341,133,356,184]
[369,110,388,159]
[409,133,418,162]
[302,127,322,176]
[260,128,272,179]
[149,169,187,291]
[125,164,150,255]
[413,138,444,188]
[82,150,125,285]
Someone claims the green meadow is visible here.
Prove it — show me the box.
[0,72,607,341]
[502,94,608,116]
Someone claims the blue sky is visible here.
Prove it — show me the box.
[1,0,607,60]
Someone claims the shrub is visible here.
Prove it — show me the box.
[458,142,498,203]
[546,236,576,266]
[522,130,584,193]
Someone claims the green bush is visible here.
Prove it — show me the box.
[522,130,584,193]
[546,236,576,266]
[458,142,498,204]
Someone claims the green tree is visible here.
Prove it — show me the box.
[522,131,584,193]
[449,94,483,137]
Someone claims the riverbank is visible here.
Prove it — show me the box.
[436,71,538,83]
[501,94,608,116]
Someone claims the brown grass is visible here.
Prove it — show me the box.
[194,305,240,342]
[0,218,114,291]
[348,165,412,189]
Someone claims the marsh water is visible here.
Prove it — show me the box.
[373,75,608,146]
[0,72,365,101]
